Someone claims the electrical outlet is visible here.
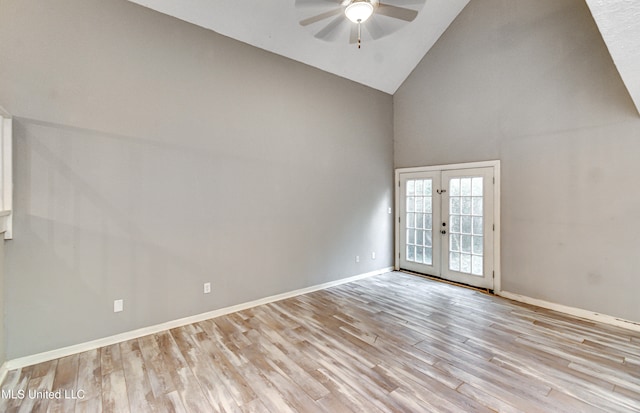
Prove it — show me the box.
[356,255,360,263]
[114,299,123,313]
[372,251,376,259]
[204,282,211,294]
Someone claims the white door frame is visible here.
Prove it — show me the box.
[395,160,501,293]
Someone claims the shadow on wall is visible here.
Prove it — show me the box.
[5,115,394,358]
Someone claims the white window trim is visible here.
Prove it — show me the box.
[0,106,13,239]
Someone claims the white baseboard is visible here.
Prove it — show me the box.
[4,267,393,372]
[497,290,640,333]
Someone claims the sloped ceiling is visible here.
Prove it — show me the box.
[127,0,469,94]
[585,0,640,115]
[127,0,639,113]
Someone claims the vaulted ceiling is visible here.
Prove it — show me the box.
[127,0,469,94]
[585,0,640,115]
[128,0,639,114]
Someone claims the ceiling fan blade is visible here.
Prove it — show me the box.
[363,18,387,40]
[377,4,419,22]
[299,8,343,26]
[315,15,347,40]
[349,24,358,44]
[295,0,341,7]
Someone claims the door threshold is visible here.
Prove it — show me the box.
[398,269,494,295]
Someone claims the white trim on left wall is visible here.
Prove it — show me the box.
[0,363,8,385]
[0,106,13,239]
[2,267,393,374]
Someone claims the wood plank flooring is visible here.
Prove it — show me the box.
[1,271,639,412]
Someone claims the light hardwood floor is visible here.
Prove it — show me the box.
[1,271,639,412]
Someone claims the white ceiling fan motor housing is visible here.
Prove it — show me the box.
[345,0,376,23]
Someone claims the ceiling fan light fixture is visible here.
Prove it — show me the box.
[345,1,374,23]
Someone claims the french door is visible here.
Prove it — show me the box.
[397,163,498,290]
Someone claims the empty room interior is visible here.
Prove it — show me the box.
[1,0,639,411]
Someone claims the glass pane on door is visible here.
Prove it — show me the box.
[405,178,433,265]
[448,177,484,276]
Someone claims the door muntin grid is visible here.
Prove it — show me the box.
[405,179,433,265]
[448,177,484,276]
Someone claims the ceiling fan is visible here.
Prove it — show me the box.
[296,0,426,48]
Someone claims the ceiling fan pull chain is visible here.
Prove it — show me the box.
[358,20,362,49]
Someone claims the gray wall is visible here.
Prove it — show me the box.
[0,0,394,359]
[395,0,640,322]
